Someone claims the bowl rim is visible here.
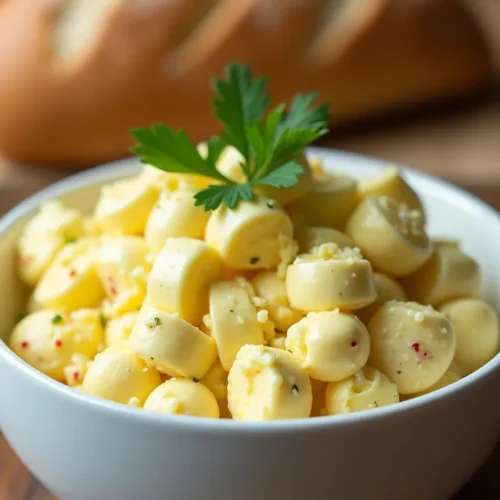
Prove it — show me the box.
[1,146,499,434]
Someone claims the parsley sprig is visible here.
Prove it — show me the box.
[130,63,330,211]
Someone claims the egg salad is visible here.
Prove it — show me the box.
[8,63,499,421]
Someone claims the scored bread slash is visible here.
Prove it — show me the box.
[168,0,326,73]
[0,0,492,164]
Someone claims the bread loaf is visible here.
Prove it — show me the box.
[0,0,493,166]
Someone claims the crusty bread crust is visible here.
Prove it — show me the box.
[0,0,493,166]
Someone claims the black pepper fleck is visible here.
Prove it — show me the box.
[150,356,154,361]
[292,384,299,395]
[397,370,402,375]
[229,309,234,313]
[266,202,274,209]
[193,377,200,383]
[250,256,260,265]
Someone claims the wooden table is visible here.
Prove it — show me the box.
[1,91,500,499]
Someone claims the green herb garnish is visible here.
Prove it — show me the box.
[131,63,330,211]
[145,316,161,328]
[51,314,63,324]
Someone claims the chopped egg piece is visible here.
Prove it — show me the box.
[209,280,265,371]
[325,366,399,415]
[368,301,456,394]
[286,244,376,312]
[129,305,217,379]
[146,237,220,325]
[297,226,355,254]
[104,312,138,347]
[145,189,210,254]
[251,270,303,332]
[346,196,432,277]
[288,172,358,229]
[286,311,370,382]
[10,309,104,381]
[63,353,91,387]
[82,345,161,405]
[358,166,425,217]
[228,345,312,420]
[201,359,228,401]
[34,239,104,311]
[95,236,150,315]
[205,196,293,270]
[144,379,219,418]
[93,175,158,235]
[17,200,85,286]
[439,299,499,374]
[402,246,481,306]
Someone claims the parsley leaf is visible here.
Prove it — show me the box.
[212,64,269,167]
[130,62,330,211]
[194,183,254,211]
[130,125,227,182]
[278,92,330,133]
[251,161,304,188]
[205,136,227,166]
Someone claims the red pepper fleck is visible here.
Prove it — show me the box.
[68,268,77,278]
[410,341,432,361]
[20,341,29,349]
[73,371,80,381]
[351,341,358,348]
[55,339,63,348]
[108,277,118,296]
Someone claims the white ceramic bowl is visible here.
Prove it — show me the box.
[1,148,499,500]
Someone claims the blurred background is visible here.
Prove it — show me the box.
[0,0,499,198]
[0,1,500,499]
